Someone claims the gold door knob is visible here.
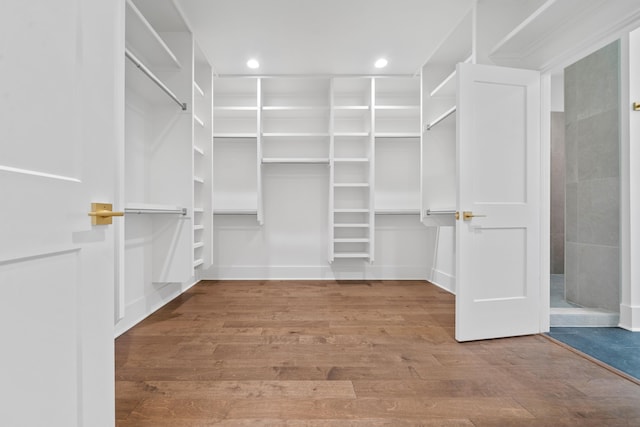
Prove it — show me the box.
[88,203,124,225]
[463,211,486,221]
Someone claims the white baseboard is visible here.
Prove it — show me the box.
[430,268,455,294]
[619,303,640,331]
[551,307,620,327]
[204,264,429,280]
[115,282,185,337]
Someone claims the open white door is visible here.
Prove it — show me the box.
[0,1,120,425]
[455,63,541,342]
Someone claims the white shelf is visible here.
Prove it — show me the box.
[213,209,258,215]
[262,157,330,164]
[334,223,369,228]
[193,208,204,213]
[334,183,369,188]
[193,259,204,268]
[193,225,205,231]
[194,115,205,127]
[193,176,204,184]
[214,133,258,138]
[334,157,369,163]
[374,132,421,138]
[334,238,370,243]
[430,69,457,98]
[262,132,329,138]
[334,209,369,213]
[125,0,181,69]
[375,209,420,215]
[215,106,258,111]
[194,145,205,156]
[334,132,370,137]
[334,253,370,259]
[193,242,204,249]
[489,0,563,59]
[194,81,205,97]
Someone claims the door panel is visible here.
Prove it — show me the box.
[0,0,120,425]
[456,63,541,342]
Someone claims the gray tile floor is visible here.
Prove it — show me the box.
[550,274,581,308]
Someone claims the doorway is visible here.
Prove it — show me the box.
[549,41,621,327]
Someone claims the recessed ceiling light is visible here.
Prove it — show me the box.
[374,58,388,68]
[247,59,260,69]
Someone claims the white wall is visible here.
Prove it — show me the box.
[208,164,436,279]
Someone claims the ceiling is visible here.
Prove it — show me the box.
[176,0,474,76]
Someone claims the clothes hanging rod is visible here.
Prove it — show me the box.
[426,106,457,131]
[125,49,187,111]
[426,209,456,215]
[124,207,187,215]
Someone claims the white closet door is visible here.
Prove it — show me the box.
[455,63,541,342]
[0,0,118,425]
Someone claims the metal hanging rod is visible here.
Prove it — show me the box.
[426,209,456,216]
[125,49,187,111]
[124,207,187,215]
[426,106,457,131]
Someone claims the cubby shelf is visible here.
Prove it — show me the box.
[194,115,205,127]
[193,259,204,268]
[193,225,204,231]
[262,157,329,164]
[334,253,370,259]
[374,132,421,138]
[213,209,258,215]
[334,238,370,243]
[193,242,204,249]
[334,223,369,228]
[193,146,205,156]
[125,0,181,69]
[334,183,369,188]
[213,133,258,138]
[334,132,370,137]
[262,132,330,137]
[193,176,204,184]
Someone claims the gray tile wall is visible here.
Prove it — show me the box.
[551,112,565,274]
[564,41,620,312]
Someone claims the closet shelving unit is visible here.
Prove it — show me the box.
[123,0,203,292]
[260,78,331,164]
[192,43,213,271]
[420,8,473,226]
[213,78,262,222]
[374,77,421,217]
[330,77,374,261]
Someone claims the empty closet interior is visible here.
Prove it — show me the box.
[115,0,640,335]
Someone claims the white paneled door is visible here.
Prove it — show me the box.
[455,63,541,342]
[0,1,120,425]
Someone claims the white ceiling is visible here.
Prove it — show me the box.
[176,0,474,76]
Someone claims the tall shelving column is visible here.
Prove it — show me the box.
[260,78,330,164]
[192,43,213,271]
[373,77,421,216]
[330,77,374,261]
[123,0,194,284]
[213,77,261,221]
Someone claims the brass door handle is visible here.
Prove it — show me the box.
[463,211,486,221]
[88,203,124,225]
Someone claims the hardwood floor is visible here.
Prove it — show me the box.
[116,280,640,426]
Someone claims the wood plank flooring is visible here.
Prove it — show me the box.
[116,280,640,426]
